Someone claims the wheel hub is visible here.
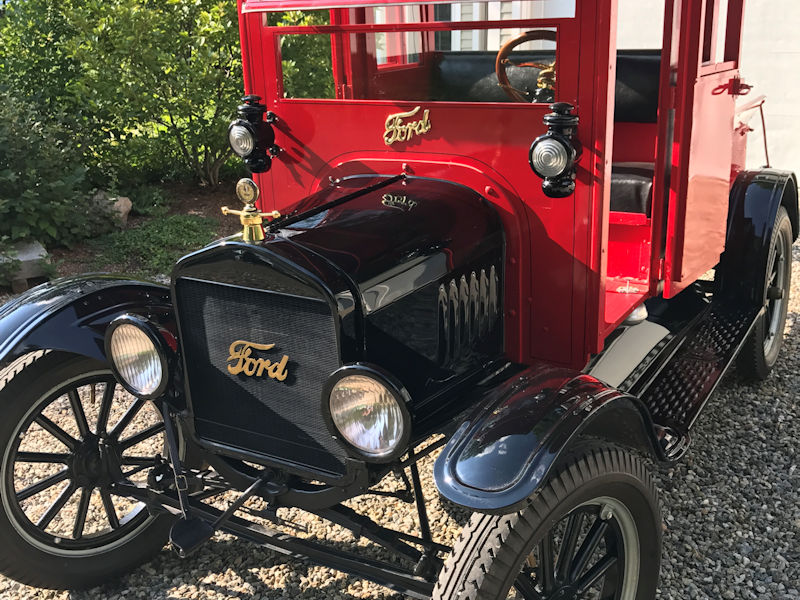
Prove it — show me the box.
[70,435,122,488]
[549,584,579,599]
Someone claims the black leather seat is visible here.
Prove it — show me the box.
[431,50,661,123]
[610,162,655,215]
[430,51,661,214]
[614,52,661,123]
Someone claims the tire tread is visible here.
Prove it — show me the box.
[432,446,660,600]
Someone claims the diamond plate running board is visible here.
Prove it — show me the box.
[638,302,761,459]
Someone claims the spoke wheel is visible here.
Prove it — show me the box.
[736,206,793,380]
[0,353,174,589]
[511,497,639,600]
[433,447,661,600]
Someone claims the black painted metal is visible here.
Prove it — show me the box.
[171,175,504,479]
[638,301,761,440]
[266,174,403,231]
[115,482,435,599]
[176,277,347,475]
[433,364,660,512]
[0,275,173,371]
[718,170,799,304]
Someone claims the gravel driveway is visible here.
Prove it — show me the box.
[0,247,798,600]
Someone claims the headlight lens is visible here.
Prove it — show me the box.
[229,123,256,157]
[530,136,571,178]
[108,323,164,397]
[329,374,406,458]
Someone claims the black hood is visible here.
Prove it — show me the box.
[173,175,505,417]
[276,175,502,293]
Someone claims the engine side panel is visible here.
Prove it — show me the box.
[281,175,505,403]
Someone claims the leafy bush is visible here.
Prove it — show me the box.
[125,185,174,217]
[272,11,336,100]
[0,0,244,187]
[0,89,112,248]
[91,214,217,277]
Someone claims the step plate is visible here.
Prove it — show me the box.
[640,303,758,433]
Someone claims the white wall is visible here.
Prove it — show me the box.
[617,0,800,174]
[739,0,800,172]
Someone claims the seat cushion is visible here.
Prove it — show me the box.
[610,162,655,215]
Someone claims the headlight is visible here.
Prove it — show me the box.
[326,366,410,460]
[529,135,572,178]
[106,316,170,399]
[228,122,256,158]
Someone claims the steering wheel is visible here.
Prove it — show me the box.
[495,30,558,103]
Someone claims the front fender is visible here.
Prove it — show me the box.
[0,274,173,371]
[433,363,660,513]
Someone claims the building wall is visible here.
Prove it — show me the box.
[617,0,800,173]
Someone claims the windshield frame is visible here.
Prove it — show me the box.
[266,13,575,107]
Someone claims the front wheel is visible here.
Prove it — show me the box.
[433,447,662,600]
[0,352,173,589]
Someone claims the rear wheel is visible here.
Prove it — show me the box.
[0,352,173,589]
[737,206,793,380]
[433,447,661,600]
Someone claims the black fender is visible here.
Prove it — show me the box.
[433,362,661,513]
[0,275,173,372]
[717,170,799,304]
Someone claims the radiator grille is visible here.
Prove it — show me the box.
[175,277,346,475]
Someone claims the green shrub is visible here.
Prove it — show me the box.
[91,214,217,277]
[272,11,336,100]
[125,185,174,217]
[0,90,112,248]
[0,0,244,187]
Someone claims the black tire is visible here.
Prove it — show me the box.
[0,352,173,589]
[433,447,661,600]
[737,206,793,381]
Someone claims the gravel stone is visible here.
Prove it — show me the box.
[1,244,798,599]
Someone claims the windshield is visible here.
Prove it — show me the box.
[265,1,575,104]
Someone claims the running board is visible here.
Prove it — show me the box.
[638,301,761,460]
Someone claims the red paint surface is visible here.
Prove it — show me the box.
[235,0,748,369]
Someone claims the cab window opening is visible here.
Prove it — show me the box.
[267,1,571,104]
[604,0,668,328]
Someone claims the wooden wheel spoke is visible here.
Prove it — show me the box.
[110,398,145,439]
[36,483,77,529]
[34,415,78,451]
[121,455,160,466]
[68,389,91,439]
[537,532,556,592]
[575,554,618,594]
[120,422,165,450]
[557,511,584,582]
[569,518,609,581]
[99,489,120,529]
[16,451,70,464]
[513,570,545,600]
[16,469,71,502]
[96,382,116,435]
[72,487,92,539]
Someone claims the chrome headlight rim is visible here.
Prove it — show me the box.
[528,132,575,179]
[227,119,257,158]
[104,314,171,400]
[322,364,412,463]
